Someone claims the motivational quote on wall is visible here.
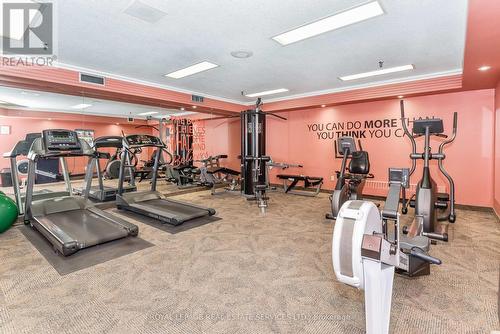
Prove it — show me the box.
[307,117,430,140]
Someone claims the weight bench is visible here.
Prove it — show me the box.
[205,166,240,194]
[276,174,324,197]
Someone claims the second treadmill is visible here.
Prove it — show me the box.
[115,134,216,226]
[73,136,136,202]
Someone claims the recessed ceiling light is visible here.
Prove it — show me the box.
[180,107,185,111]
[230,50,253,59]
[137,111,158,116]
[47,118,52,121]
[398,95,404,99]
[192,106,197,109]
[71,103,92,109]
[339,64,414,81]
[321,104,326,108]
[245,88,289,98]
[272,1,384,45]
[478,65,491,71]
[165,61,218,79]
[116,123,120,125]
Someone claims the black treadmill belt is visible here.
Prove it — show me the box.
[38,210,128,246]
[142,199,207,215]
[21,225,153,275]
[129,198,211,223]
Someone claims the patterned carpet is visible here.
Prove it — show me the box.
[0,190,498,333]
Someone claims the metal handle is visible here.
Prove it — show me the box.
[400,100,416,177]
[422,231,448,242]
[410,249,442,265]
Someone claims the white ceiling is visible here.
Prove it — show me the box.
[15,0,469,104]
[0,86,198,118]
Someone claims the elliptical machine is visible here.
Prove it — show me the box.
[399,100,457,241]
[326,136,373,219]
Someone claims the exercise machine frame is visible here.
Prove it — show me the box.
[327,136,373,219]
[400,100,457,241]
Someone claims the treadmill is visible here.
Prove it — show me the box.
[115,134,216,226]
[3,133,70,215]
[23,129,139,256]
[73,136,136,202]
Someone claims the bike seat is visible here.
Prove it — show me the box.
[348,151,370,174]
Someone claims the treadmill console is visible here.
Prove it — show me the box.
[124,134,163,147]
[42,130,81,151]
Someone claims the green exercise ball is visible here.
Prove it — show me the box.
[0,194,18,233]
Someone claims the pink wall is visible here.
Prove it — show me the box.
[494,82,500,215]
[200,89,495,207]
[0,114,152,175]
[266,90,495,207]
[193,118,241,170]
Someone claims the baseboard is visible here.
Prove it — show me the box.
[272,184,499,215]
[493,199,500,220]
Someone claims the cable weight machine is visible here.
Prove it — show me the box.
[240,98,286,212]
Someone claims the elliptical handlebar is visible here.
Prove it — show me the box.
[400,100,416,177]
[161,148,174,165]
[437,111,458,223]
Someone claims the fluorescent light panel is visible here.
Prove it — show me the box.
[339,64,414,81]
[71,103,92,109]
[245,88,289,98]
[137,111,158,116]
[166,61,218,79]
[272,1,384,45]
[174,111,197,116]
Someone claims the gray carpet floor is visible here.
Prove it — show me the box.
[0,190,498,333]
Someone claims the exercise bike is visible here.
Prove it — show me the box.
[326,136,374,219]
[400,100,457,241]
[332,168,442,334]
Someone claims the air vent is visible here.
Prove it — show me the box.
[124,0,167,23]
[191,95,204,103]
[80,73,105,86]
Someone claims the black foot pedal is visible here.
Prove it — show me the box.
[437,192,449,202]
